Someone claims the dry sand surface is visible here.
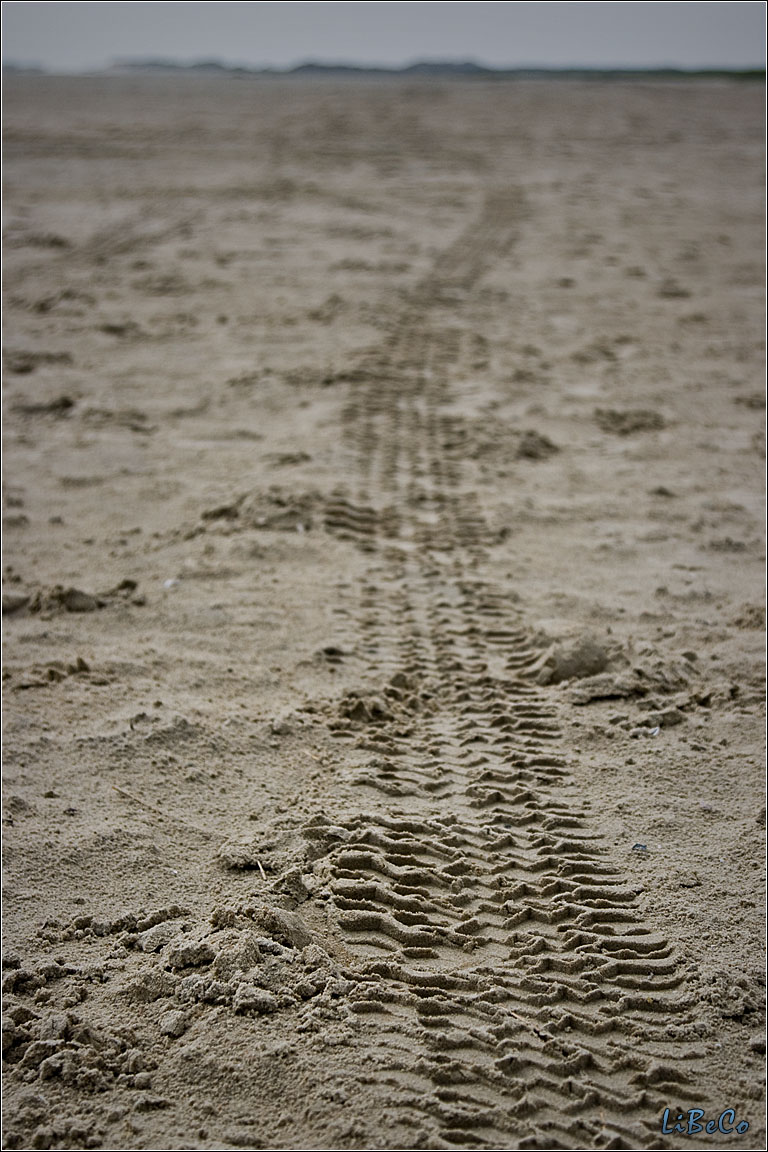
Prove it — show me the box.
[2,74,765,1150]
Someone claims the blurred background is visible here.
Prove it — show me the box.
[3,0,766,74]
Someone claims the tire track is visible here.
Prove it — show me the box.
[305,189,707,1148]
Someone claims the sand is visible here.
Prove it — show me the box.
[2,73,765,1151]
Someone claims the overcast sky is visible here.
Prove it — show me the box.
[3,1,765,72]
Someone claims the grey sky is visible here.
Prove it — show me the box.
[3,1,765,72]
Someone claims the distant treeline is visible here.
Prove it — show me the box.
[110,59,768,81]
[4,58,765,81]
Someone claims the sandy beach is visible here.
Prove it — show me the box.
[2,73,765,1150]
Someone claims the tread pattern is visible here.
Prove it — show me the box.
[301,190,705,1149]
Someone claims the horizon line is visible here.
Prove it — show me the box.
[4,56,766,76]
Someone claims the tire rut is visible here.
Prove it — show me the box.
[305,190,707,1149]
